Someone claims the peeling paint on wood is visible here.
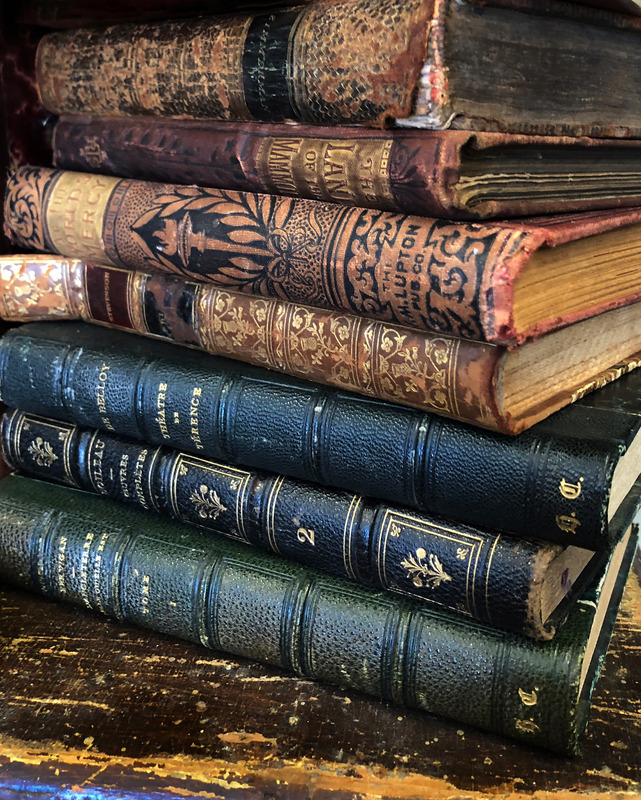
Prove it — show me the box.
[0,566,640,799]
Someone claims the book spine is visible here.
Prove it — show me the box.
[2,408,569,638]
[0,255,506,430]
[0,314,622,550]
[51,116,468,218]
[3,165,542,343]
[34,0,432,128]
[0,473,597,754]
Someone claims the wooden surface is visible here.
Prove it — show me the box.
[0,555,639,799]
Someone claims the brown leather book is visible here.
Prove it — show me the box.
[34,0,641,137]
[5,165,641,346]
[1,255,641,435]
[52,116,641,220]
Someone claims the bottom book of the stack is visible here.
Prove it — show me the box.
[0,473,637,755]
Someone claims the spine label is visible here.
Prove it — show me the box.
[257,136,394,207]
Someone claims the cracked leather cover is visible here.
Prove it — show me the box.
[35,0,431,127]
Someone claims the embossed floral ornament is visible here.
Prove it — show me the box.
[400,549,451,589]
[190,484,227,520]
[130,187,326,304]
[28,437,58,468]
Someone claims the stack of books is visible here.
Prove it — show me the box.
[1,0,641,756]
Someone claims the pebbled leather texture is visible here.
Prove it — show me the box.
[0,321,638,549]
[3,408,595,639]
[0,473,634,755]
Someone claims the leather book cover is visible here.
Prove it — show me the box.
[51,116,641,220]
[6,166,641,346]
[3,407,603,640]
[0,472,636,755]
[0,318,639,551]
[33,0,641,137]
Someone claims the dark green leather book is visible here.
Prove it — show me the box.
[0,322,640,550]
[0,473,636,755]
[1,407,605,640]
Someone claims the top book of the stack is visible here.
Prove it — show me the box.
[33,0,641,138]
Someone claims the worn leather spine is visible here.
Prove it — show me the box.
[31,0,641,138]
[51,116,469,218]
[0,320,638,551]
[3,164,539,342]
[2,407,592,640]
[50,116,641,220]
[0,473,635,755]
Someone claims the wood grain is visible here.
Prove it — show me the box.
[0,553,639,799]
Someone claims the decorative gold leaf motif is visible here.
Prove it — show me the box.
[559,477,584,500]
[515,719,540,734]
[189,484,227,520]
[390,523,402,538]
[296,528,315,546]
[456,548,468,561]
[28,437,58,468]
[179,464,189,476]
[400,548,452,589]
[518,688,538,706]
[78,137,108,168]
[555,513,581,535]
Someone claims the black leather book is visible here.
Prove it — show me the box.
[0,474,636,755]
[0,321,640,550]
[1,408,604,640]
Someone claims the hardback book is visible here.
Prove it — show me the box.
[7,166,641,347]
[33,0,641,137]
[2,257,641,434]
[1,320,640,551]
[51,116,641,220]
[0,473,636,755]
[1,406,606,640]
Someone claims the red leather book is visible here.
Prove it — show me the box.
[52,116,641,220]
[5,165,641,346]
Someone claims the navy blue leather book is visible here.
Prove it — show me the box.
[1,407,606,640]
[0,321,640,550]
